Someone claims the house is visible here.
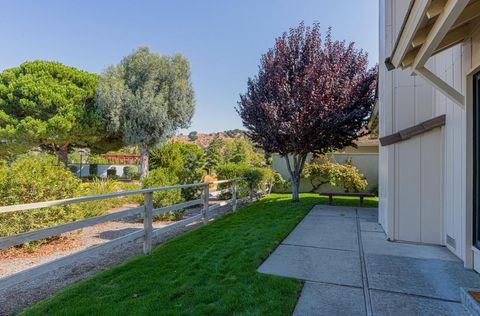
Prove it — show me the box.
[379,0,480,271]
[339,134,379,154]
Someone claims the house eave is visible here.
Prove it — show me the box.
[386,0,479,107]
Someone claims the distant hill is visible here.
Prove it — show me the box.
[174,129,246,148]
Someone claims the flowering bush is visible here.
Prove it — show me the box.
[303,156,367,193]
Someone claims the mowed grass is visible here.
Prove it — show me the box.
[22,193,378,316]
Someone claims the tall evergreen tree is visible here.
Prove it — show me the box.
[0,61,108,165]
[205,136,224,173]
[95,47,195,178]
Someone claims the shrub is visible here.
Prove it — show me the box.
[177,143,205,200]
[150,141,205,200]
[0,155,145,250]
[272,171,287,190]
[123,166,140,180]
[81,175,101,182]
[215,163,249,198]
[69,152,81,163]
[150,143,183,172]
[142,168,183,220]
[0,155,80,206]
[89,164,98,176]
[303,156,368,193]
[68,165,79,174]
[244,168,280,194]
[215,163,280,199]
[215,163,249,180]
[107,167,117,179]
[0,155,82,249]
[78,179,142,217]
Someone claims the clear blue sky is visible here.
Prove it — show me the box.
[0,0,378,133]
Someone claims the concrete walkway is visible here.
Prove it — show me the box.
[258,205,480,316]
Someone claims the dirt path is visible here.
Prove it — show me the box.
[0,199,246,315]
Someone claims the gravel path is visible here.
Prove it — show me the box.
[0,198,249,315]
[0,204,167,277]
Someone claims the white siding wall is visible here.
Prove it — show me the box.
[379,0,445,246]
[380,0,480,264]
[429,45,470,259]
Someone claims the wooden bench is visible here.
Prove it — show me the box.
[319,192,375,207]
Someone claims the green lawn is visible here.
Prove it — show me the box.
[22,193,378,316]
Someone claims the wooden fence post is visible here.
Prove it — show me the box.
[202,184,209,224]
[143,192,153,255]
[231,180,237,212]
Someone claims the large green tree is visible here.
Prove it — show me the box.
[223,137,264,167]
[95,47,195,178]
[204,135,224,173]
[0,61,106,165]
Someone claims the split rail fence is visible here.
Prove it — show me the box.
[0,178,251,288]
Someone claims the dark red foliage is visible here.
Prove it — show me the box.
[237,23,378,157]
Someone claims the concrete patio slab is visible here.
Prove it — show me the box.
[366,253,480,301]
[357,207,378,220]
[258,244,363,287]
[358,216,378,223]
[301,213,358,231]
[360,221,384,233]
[309,205,357,218]
[284,216,358,251]
[257,205,480,315]
[283,231,358,252]
[362,231,459,261]
[293,282,365,316]
[370,290,469,316]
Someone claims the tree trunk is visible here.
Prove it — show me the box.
[140,144,149,179]
[291,175,300,202]
[284,154,308,202]
[57,143,69,167]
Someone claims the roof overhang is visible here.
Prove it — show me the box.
[386,0,480,107]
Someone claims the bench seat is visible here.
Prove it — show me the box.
[319,192,375,207]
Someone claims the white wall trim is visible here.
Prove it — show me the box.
[464,60,480,269]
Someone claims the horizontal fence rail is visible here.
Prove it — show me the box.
[0,178,245,214]
[0,178,253,289]
[0,206,145,250]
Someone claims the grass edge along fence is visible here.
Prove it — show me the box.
[0,178,251,289]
